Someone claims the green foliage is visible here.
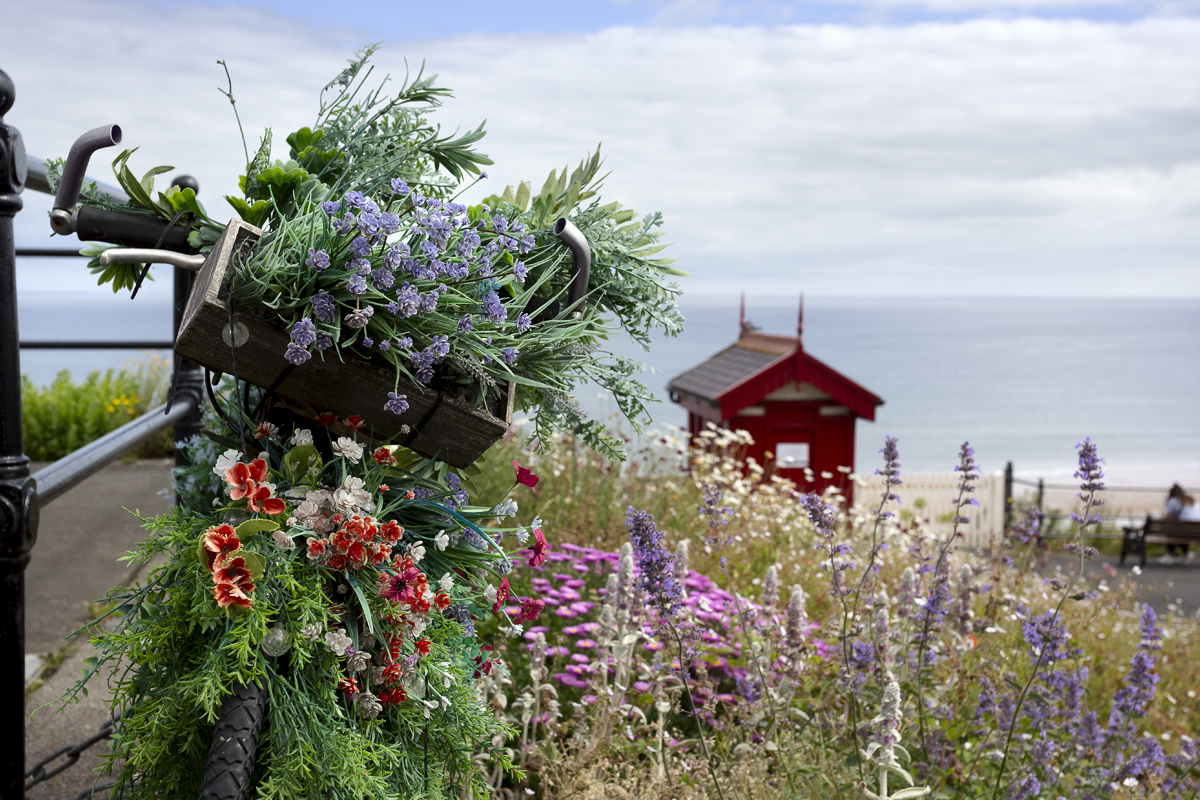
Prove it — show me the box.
[20,358,172,460]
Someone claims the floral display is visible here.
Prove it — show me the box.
[69,419,554,798]
[57,46,685,459]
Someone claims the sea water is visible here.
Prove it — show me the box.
[14,290,1200,487]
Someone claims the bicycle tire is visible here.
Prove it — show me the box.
[198,681,266,800]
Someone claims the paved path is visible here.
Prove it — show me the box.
[26,458,173,654]
[1032,550,1200,616]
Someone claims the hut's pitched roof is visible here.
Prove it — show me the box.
[668,329,883,421]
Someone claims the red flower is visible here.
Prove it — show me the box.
[307,538,328,560]
[405,490,415,500]
[381,520,403,543]
[379,483,389,493]
[512,460,539,489]
[214,556,254,589]
[390,688,407,704]
[246,484,286,516]
[315,412,337,427]
[372,446,396,465]
[338,676,358,697]
[213,582,253,609]
[492,577,511,613]
[202,524,241,573]
[434,591,451,610]
[527,526,548,568]
[345,415,366,431]
[414,638,432,657]
[518,596,545,623]
[382,663,403,686]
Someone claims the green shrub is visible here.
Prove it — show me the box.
[21,356,173,461]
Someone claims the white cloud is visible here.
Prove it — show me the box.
[4,2,1198,297]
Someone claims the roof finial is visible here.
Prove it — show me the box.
[740,291,746,336]
[797,292,804,348]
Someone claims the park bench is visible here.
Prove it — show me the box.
[1120,516,1200,567]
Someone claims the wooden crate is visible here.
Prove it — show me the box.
[175,220,514,468]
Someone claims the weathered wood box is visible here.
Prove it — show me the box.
[176,220,514,468]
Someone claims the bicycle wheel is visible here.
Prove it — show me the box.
[198,681,266,800]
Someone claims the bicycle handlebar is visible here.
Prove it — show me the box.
[50,124,121,235]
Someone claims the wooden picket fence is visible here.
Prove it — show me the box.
[855,470,1007,551]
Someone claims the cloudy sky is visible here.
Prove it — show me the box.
[4,0,1198,298]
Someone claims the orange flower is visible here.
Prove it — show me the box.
[382,663,403,686]
[202,524,241,573]
[214,556,254,588]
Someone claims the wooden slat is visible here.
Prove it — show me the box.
[175,220,512,467]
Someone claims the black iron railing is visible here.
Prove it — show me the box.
[1,67,206,799]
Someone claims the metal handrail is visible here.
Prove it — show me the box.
[19,340,175,350]
[32,394,198,506]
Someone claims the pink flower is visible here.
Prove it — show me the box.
[518,596,546,623]
[492,578,511,613]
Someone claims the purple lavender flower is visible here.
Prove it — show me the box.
[284,342,310,365]
[390,284,420,318]
[344,306,373,329]
[482,291,506,324]
[334,213,357,236]
[492,215,508,233]
[378,212,400,235]
[311,291,335,324]
[306,248,330,271]
[515,313,532,334]
[513,261,528,282]
[345,191,366,209]
[349,236,371,258]
[361,337,373,348]
[626,507,683,620]
[320,200,340,217]
[445,472,469,507]
[378,340,391,352]
[384,392,409,415]
[390,178,410,195]
[419,290,439,314]
[501,347,518,366]
[346,273,368,295]
[458,314,474,333]
[385,242,408,271]
[1072,437,1106,528]
[290,317,316,347]
[370,269,395,292]
[428,335,450,360]
[315,332,333,351]
[519,235,536,254]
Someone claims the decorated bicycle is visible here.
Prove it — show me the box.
[45,46,683,800]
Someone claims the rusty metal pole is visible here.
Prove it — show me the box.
[0,67,38,800]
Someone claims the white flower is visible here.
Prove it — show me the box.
[290,428,313,446]
[295,500,322,521]
[272,530,293,549]
[356,691,382,718]
[515,526,530,545]
[507,623,524,638]
[532,516,543,530]
[434,531,450,551]
[325,628,352,656]
[300,623,322,641]
[409,544,427,563]
[213,449,242,478]
[332,436,363,464]
[438,573,454,592]
[1123,777,1139,787]
[492,499,518,517]
[333,476,370,512]
[1132,565,1143,575]
[410,616,428,638]
[484,584,498,604]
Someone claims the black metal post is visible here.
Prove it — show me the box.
[1036,478,1045,514]
[170,175,206,498]
[1003,460,1013,533]
[0,67,37,800]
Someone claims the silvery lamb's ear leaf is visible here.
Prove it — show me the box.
[889,787,932,800]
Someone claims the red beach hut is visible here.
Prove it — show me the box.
[668,297,883,497]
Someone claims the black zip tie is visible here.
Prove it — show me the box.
[130,209,193,300]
